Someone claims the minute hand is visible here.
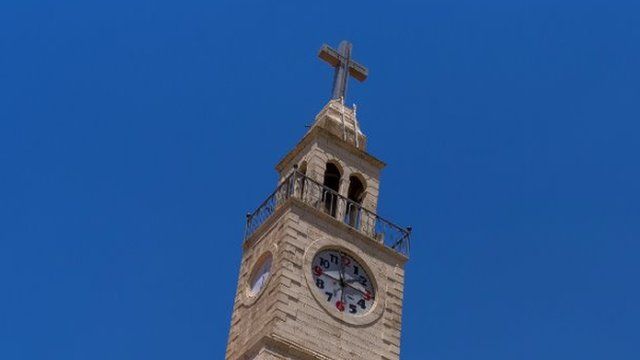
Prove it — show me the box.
[344,278,368,294]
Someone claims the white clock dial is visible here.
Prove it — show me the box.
[311,249,375,315]
[248,253,272,297]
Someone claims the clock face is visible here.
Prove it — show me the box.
[311,249,375,316]
[248,253,272,297]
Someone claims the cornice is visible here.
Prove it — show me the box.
[275,126,386,174]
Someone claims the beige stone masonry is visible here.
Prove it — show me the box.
[226,197,407,360]
[226,100,409,360]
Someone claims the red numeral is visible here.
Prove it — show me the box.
[335,301,345,312]
[313,266,323,276]
[342,256,351,266]
[364,291,372,301]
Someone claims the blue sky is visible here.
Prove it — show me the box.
[1,1,639,359]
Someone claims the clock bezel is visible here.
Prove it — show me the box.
[303,238,387,326]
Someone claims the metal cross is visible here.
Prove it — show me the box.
[318,41,368,101]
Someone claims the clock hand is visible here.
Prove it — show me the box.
[343,280,371,298]
[337,254,346,309]
[338,253,345,283]
[322,272,340,282]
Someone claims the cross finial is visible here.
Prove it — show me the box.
[318,41,368,102]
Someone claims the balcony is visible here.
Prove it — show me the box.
[244,171,411,257]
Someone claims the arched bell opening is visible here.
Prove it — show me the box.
[345,174,366,227]
[322,162,342,217]
[298,161,308,176]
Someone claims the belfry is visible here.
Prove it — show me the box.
[225,41,411,360]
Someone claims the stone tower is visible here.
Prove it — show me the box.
[225,44,411,360]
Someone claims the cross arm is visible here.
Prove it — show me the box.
[348,61,368,82]
[318,44,341,67]
[318,44,368,82]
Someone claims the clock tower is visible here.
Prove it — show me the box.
[225,41,411,360]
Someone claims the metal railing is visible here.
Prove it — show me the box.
[245,171,411,256]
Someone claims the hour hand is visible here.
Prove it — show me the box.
[345,277,363,286]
